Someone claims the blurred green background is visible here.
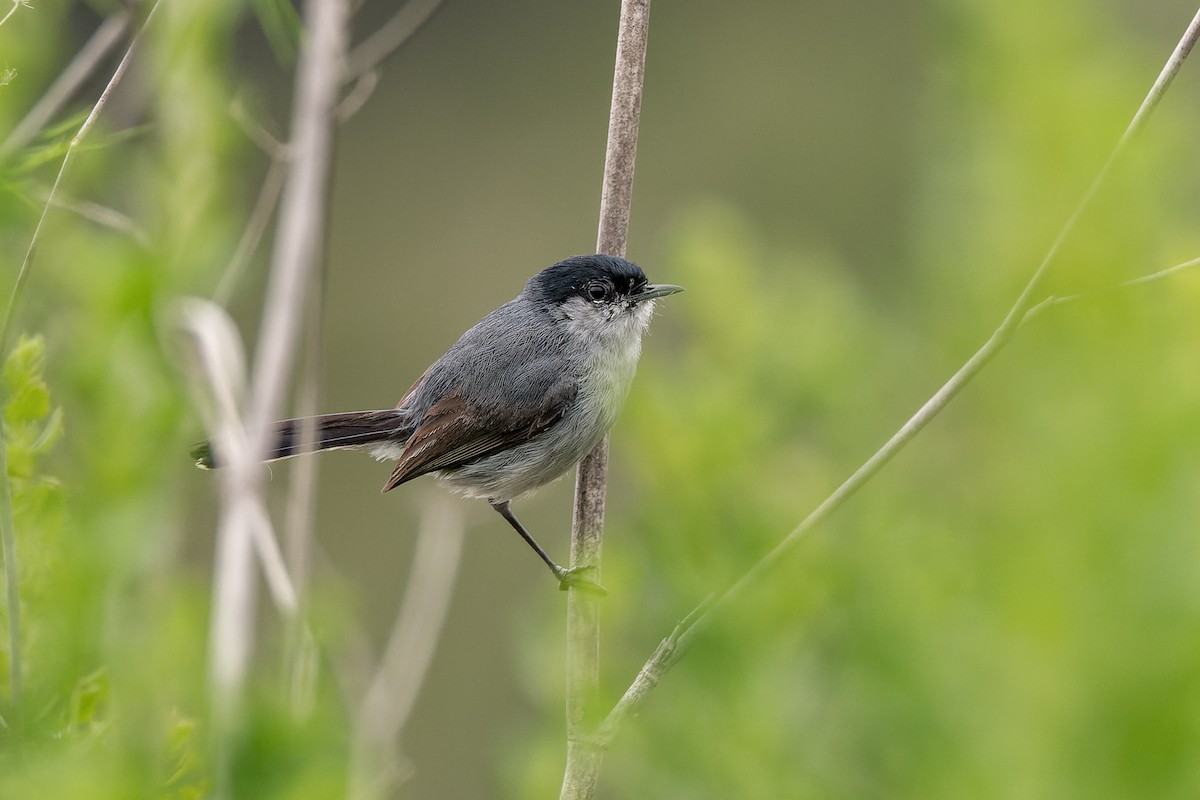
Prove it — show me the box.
[3,0,1200,797]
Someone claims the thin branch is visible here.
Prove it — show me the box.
[1019,254,1200,324]
[280,273,325,719]
[283,314,322,602]
[174,300,301,616]
[344,0,444,82]
[335,70,381,123]
[0,12,131,159]
[0,0,158,711]
[560,2,651,799]
[243,0,346,456]
[229,96,289,158]
[212,156,288,305]
[1119,254,1200,287]
[206,0,348,785]
[1,4,157,360]
[0,0,27,30]
[36,189,151,246]
[590,4,1200,751]
[348,495,465,800]
[201,0,443,742]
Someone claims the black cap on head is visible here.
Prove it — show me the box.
[527,255,648,304]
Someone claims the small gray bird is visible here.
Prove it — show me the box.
[193,255,682,592]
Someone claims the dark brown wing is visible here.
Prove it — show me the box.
[380,379,575,493]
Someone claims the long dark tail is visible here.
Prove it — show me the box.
[191,409,414,468]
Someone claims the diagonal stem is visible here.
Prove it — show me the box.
[590,3,1200,752]
[0,12,131,159]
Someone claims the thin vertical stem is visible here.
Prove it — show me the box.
[561,1,651,798]
[206,0,347,787]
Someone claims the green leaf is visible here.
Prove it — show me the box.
[3,335,50,426]
[250,0,302,65]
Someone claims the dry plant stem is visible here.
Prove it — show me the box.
[281,287,324,719]
[0,0,24,30]
[0,12,131,158]
[1020,255,1200,324]
[207,0,347,745]
[174,300,301,614]
[589,5,1200,750]
[0,2,157,360]
[336,70,381,122]
[344,0,445,80]
[212,100,291,305]
[349,496,464,800]
[0,0,157,709]
[1121,254,1200,287]
[561,1,650,798]
[215,0,440,299]
[40,190,150,246]
[213,156,288,305]
[202,0,441,738]
[563,438,608,777]
[244,0,346,450]
[284,314,322,601]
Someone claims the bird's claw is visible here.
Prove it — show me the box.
[555,565,607,596]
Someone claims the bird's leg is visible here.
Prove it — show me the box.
[490,500,607,595]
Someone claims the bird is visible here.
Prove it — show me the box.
[192,254,682,593]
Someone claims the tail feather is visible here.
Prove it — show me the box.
[192,409,414,468]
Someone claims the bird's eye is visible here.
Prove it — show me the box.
[585,281,609,302]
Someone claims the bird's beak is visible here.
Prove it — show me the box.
[634,283,684,302]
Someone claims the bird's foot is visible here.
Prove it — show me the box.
[553,565,607,596]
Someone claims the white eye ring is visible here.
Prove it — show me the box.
[586,281,608,302]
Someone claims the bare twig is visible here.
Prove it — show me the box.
[1119,254,1200,287]
[590,6,1200,750]
[1020,255,1200,324]
[174,300,300,616]
[243,0,346,456]
[560,2,651,799]
[0,0,24,30]
[0,4,157,360]
[206,0,348,788]
[283,314,322,603]
[212,156,288,305]
[229,96,289,158]
[344,0,444,82]
[0,0,28,30]
[0,12,131,159]
[36,189,151,246]
[348,496,465,800]
[280,281,324,719]
[336,70,381,123]
[0,0,158,710]
[211,81,295,309]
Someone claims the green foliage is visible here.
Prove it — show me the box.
[1,334,64,697]
[250,0,302,65]
[3,336,64,485]
[3,0,1200,798]
[0,2,315,797]
[513,3,1200,798]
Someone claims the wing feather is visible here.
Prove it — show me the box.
[381,378,575,492]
